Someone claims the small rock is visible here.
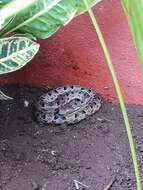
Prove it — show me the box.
[24,100,29,107]
[51,150,56,156]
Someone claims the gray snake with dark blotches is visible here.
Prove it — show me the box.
[35,85,102,125]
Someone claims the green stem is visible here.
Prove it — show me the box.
[82,0,142,189]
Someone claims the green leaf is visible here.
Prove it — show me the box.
[121,0,143,69]
[0,0,10,8]
[0,0,101,39]
[0,36,39,74]
[0,0,76,39]
[0,0,13,31]
[0,90,13,100]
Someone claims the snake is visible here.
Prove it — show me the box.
[35,85,102,125]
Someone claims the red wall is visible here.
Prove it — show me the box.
[0,0,143,105]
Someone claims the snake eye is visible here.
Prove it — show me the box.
[64,86,67,90]
[71,85,74,89]
[86,94,90,98]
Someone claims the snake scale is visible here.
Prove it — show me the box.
[35,85,102,125]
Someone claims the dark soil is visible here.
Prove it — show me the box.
[0,85,143,190]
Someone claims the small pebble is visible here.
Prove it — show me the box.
[24,100,29,107]
[51,150,56,156]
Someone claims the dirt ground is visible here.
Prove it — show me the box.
[0,84,143,190]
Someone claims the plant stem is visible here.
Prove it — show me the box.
[82,0,142,189]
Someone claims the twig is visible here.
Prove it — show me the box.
[97,116,113,123]
[102,178,116,190]
[74,180,89,189]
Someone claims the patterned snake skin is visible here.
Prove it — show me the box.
[35,85,102,125]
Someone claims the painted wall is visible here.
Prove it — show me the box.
[0,0,143,104]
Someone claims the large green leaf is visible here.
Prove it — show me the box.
[0,0,76,39]
[121,0,143,69]
[0,0,10,8]
[0,0,13,31]
[0,36,39,74]
[0,0,101,39]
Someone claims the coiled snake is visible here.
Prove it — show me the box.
[35,85,102,125]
